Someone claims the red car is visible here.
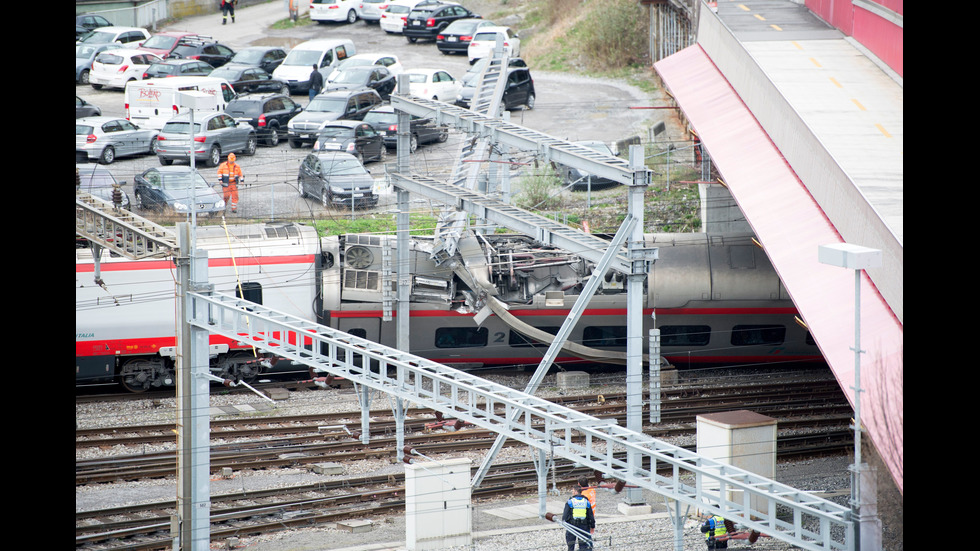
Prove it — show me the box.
[137,31,207,58]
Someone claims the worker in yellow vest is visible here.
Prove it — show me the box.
[700,514,729,549]
[562,485,595,551]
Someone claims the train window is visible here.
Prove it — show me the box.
[235,282,262,305]
[583,326,627,348]
[509,327,560,347]
[660,325,711,346]
[435,327,489,348]
[348,328,367,339]
[731,325,786,346]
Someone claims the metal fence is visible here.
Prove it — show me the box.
[77,0,169,30]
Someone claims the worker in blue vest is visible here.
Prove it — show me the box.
[700,513,730,549]
[562,485,595,551]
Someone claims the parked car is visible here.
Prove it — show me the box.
[76,116,159,164]
[379,0,424,33]
[298,151,378,208]
[356,0,390,23]
[225,93,304,146]
[455,66,535,111]
[288,89,383,147]
[467,26,521,64]
[553,141,621,191]
[77,43,123,84]
[89,49,162,90]
[436,18,494,55]
[362,104,448,151]
[312,120,387,164]
[76,164,131,210]
[209,65,290,95]
[78,26,150,48]
[133,166,226,215]
[142,59,213,79]
[156,111,257,167]
[462,56,527,87]
[137,31,206,58]
[310,0,360,24]
[327,53,404,81]
[167,38,235,68]
[77,14,113,32]
[76,96,102,119]
[404,1,480,43]
[403,68,461,101]
[323,66,396,100]
[227,46,287,74]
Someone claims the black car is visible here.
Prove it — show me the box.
[323,66,396,101]
[462,56,527,87]
[298,151,378,208]
[142,59,214,79]
[133,166,226,215]
[76,96,102,119]
[210,65,290,95]
[227,46,287,74]
[312,121,387,164]
[436,18,495,55]
[404,2,481,43]
[362,105,449,152]
[456,66,535,111]
[76,14,112,39]
[287,88,383,148]
[167,38,235,68]
[225,94,304,146]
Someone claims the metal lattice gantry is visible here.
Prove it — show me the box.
[189,291,854,551]
[75,192,178,259]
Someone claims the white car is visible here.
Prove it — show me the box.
[356,0,390,22]
[404,69,461,102]
[467,26,521,64]
[327,53,404,81]
[379,0,423,34]
[77,26,151,48]
[310,0,360,24]
[90,49,162,90]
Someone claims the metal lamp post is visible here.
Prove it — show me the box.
[817,243,883,551]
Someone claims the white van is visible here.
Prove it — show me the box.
[125,77,238,131]
[273,39,356,94]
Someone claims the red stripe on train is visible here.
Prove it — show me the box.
[76,254,316,273]
[330,307,800,318]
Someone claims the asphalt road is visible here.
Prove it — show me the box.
[75,1,658,222]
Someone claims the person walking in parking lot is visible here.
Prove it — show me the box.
[217,153,243,213]
[221,0,237,24]
[309,64,324,101]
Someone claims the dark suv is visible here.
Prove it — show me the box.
[225,94,304,147]
[455,66,535,111]
[167,38,235,68]
[287,88,383,148]
[404,2,481,43]
[362,105,449,151]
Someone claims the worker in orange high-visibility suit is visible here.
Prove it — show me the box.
[217,153,243,213]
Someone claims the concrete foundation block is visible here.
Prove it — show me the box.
[263,388,290,400]
[311,462,344,475]
[618,503,652,516]
[557,371,590,391]
[224,537,240,549]
[338,519,374,533]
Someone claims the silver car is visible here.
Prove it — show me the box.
[156,111,257,167]
[76,117,159,165]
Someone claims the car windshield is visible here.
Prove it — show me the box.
[307,97,346,113]
[141,35,178,50]
[80,31,116,44]
[210,67,241,79]
[76,124,96,135]
[171,45,199,57]
[321,157,366,175]
[282,49,321,66]
[363,112,396,126]
[225,101,262,116]
[337,58,373,70]
[148,63,176,75]
[387,5,409,13]
[162,121,202,134]
[158,171,211,190]
[230,49,264,63]
[96,53,125,65]
[76,44,105,58]
[332,70,369,85]
[406,73,429,83]
[77,171,116,189]
[473,31,502,41]
[318,127,353,138]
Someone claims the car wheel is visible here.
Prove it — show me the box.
[266,126,280,147]
[148,138,158,155]
[99,146,116,165]
[159,156,173,166]
[525,93,536,110]
[407,36,417,43]
[289,138,302,148]
[347,10,357,23]
[91,83,103,90]
[134,192,144,210]
[355,151,364,165]
[437,127,449,143]
[280,84,289,96]
[409,134,418,153]
[80,70,90,85]
[378,144,388,163]
[206,145,221,167]
[298,177,306,198]
[243,135,257,156]
[320,186,331,208]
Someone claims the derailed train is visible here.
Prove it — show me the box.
[75,222,822,392]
